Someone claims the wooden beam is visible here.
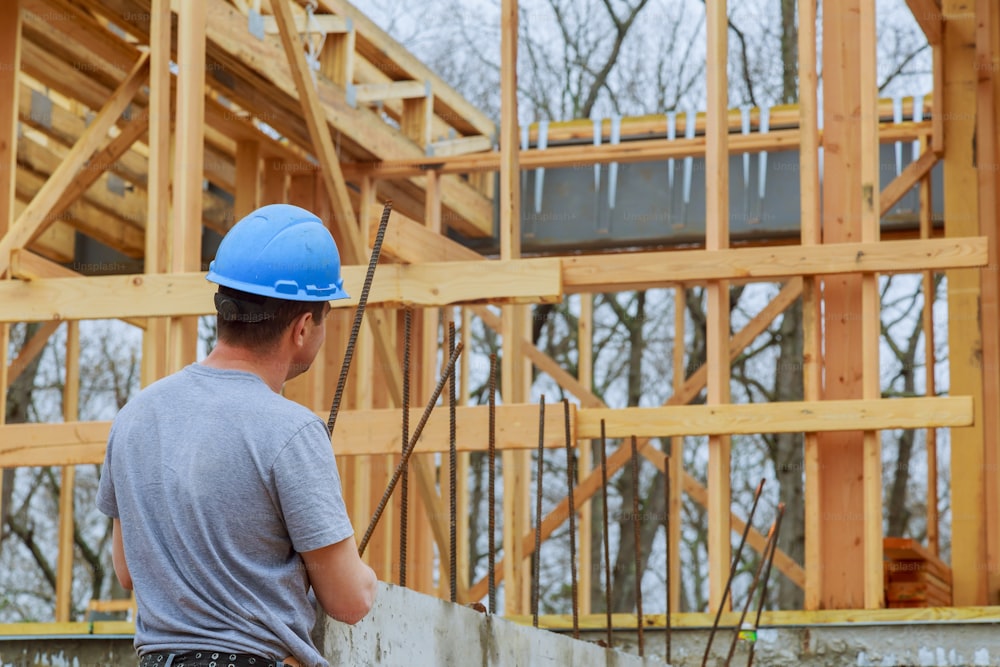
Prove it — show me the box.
[234,141,260,220]
[0,53,150,276]
[975,0,1000,597]
[271,0,364,263]
[559,238,988,291]
[353,80,429,104]
[55,321,79,622]
[143,0,171,390]
[905,0,943,46]
[5,321,60,390]
[943,0,988,606]
[168,0,205,372]
[262,13,350,34]
[576,397,972,438]
[0,258,563,323]
[0,0,21,237]
[1,395,969,474]
[799,0,823,612]
[705,0,732,611]
[342,124,934,179]
[879,149,940,217]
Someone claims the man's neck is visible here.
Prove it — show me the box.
[201,341,287,393]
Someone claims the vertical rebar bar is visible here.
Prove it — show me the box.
[747,503,785,667]
[359,342,463,556]
[600,420,613,648]
[327,200,392,436]
[532,396,546,628]
[630,435,644,657]
[725,518,778,666]
[488,354,497,615]
[564,399,579,639]
[399,307,412,587]
[702,478,767,667]
[664,453,671,665]
[448,320,457,603]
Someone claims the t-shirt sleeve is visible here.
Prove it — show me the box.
[96,422,119,519]
[272,420,355,553]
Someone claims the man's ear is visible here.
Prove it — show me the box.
[290,311,312,346]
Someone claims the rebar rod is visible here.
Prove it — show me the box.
[725,518,778,665]
[701,478,766,667]
[359,341,463,556]
[448,321,458,603]
[399,307,412,587]
[664,452,671,665]
[747,503,785,667]
[532,396,546,628]
[327,200,392,436]
[564,399,579,639]
[487,354,498,615]
[600,420,613,648]
[630,435,644,657]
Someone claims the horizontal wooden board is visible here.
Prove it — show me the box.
[577,397,973,438]
[0,258,563,322]
[884,537,953,584]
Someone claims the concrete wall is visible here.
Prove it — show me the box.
[575,621,1000,667]
[320,583,661,667]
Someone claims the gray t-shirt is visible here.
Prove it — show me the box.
[97,364,354,667]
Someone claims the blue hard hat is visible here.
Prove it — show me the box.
[206,204,349,301]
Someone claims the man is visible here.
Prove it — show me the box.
[97,204,378,667]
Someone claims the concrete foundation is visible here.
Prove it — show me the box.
[5,594,1000,667]
[573,619,1000,667]
[319,583,660,666]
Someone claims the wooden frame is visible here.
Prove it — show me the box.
[1,0,998,631]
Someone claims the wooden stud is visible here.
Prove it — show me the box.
[261,158,288,205]
[55,321,79,622]
[577,293,593,616]
[143,0,171,391]
[705,0,731,613]
[859,0,883,611]
[818,0,866,610]
[919,134,939,559]
[798,0,823,613]
[669,288,685,613]
[401,94,433,150]
[0,0,21,238]
[943,0,988,606]
[168,1,206,372]
[320,23,356,88]
[975,0,1000,596]
[234,140,261,220]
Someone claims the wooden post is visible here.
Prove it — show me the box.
[169,0,206,371]
[859,0,883,610]
[705,0,732,613]
[261,158,288,206]
[498,0,531,616]
[55,321,79,622]
[669,288,685,613]
[943,0,988,606]
[577,293,593,615]
[975,0,1000,597]
[799,0,823,612]
[0,0,20,238]
[234,140,261,221]
[321,23,355,88]
[143,0,171,389]
[817,0,866,609]
[919,134,939,558]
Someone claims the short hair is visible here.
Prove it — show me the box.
[215,285,326,349]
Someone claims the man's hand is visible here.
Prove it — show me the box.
[300,537,377,625]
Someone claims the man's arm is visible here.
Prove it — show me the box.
[300,537,377,625]
[111,518,133,591]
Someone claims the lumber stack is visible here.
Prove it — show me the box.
[883,537,952,608]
